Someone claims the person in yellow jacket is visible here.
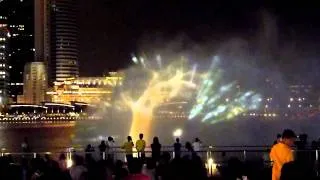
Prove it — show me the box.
[136,133,146,160]
[121,136,134,164]
[270,129,296,180]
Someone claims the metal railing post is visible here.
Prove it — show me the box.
[316,150,319,177]
[102,152,106,160]
[1,148,4,157]
[243,150,247,161]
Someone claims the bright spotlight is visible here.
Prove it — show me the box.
[173,128,183,137]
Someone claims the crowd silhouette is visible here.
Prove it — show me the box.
[1,132,320,179]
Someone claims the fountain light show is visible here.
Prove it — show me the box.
[73,53,263,145]
[117,54,261,142]
[123,55,195,142]
[188,56,262,124]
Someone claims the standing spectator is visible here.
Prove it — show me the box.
[151,137,161,162]
[270,129,296,180]
[274,134,282,145]
[173,138,182,159]
[85,144,94,161]
[121,136,134,164]
[98,140,107,159]
[192,138,202,154]
[136,133,146,160]
[107,136,115,161]
[185,142,194,159]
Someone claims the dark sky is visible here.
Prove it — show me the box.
[78,0,320,83]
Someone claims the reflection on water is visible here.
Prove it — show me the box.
[0,127,74,152]
[1,117,320,153]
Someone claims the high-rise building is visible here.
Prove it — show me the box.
[0,15,9,104]
[0,0,34,102]
[18,62,47,104]
[34,0,49,63]
[35,0,79,85]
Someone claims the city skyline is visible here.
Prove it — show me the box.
[1,0,320,104]
[0,0,79,103]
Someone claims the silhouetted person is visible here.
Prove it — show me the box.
[99,140,107,159]
[99,140,107,152]
[136,133,146,160]
[85,144,94,161]
[121,136,134,164]
[85,144,94,152]
[225,157,244,180]
[21,137,30,153]
[151,137,161,162]
[274,134,282,145]
[192,138,202,153]
[270,129,296,180]
[280,160,315,180]
[296,134,308,150]
[173,138,182,158]
[107,136,115,161]
[185,141,194,159]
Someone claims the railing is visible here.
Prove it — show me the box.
[1,146,320,176]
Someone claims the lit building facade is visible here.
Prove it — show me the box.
[0,15,9,104]
[46,73,123,105]
[18,62,47,104]
[0,0,34,102]
[50,0,79,83]
[35,0,79,85]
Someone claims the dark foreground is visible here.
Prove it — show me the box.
[0,151,320,180]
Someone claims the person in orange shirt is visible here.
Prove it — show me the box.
[270,129,296,180]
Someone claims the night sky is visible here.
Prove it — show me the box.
[78,0,320,83]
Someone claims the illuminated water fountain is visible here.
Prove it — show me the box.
[74,54,262,145]
[123,57,195,142]
[120,55,261,142]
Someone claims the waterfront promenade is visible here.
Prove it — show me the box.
[0,145,319,179]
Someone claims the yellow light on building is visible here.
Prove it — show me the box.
[46,75,123,104]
